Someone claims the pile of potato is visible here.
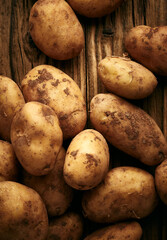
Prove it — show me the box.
[0,0,167,239]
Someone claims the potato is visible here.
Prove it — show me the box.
[82,166,158,223]
[125,25,167,76]
[0,76,25,141]
[90,93,167,166]
[155,159,167,205]
[63,129,110,190]
[22,147,74,216]
[47,212,83,240]
[98,56,157,99]
[66,0,124,18]
[0,140,19,181]
[21,65,87,139]
[84,221,142,240]
[29,0,84,60]
[0,181,48,240]
[11,101,63,176]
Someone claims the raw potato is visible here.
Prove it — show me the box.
[22,147,74,216]
[11,101,63,176]
[0,140,19,181]
[82,166,158,223]
[90,93,167,166]
[63,129,110,190]
[84,221,142,240]
[0,76,25,141]
[0,181,48,240]
[47,212,83,240]
[155,159,167,205]
[98,56,157,99]
[21,65,87,139]
[66,0,124,18]
[125,25,167,76]
[29,0,84,60]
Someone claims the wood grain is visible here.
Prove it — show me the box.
[0,0,167,239]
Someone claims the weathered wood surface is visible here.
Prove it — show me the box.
[0,0,167,239]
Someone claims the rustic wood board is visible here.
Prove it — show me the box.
[0,0,167,239]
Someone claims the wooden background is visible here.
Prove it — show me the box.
[1,0,167,239]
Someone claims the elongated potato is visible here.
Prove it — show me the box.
[21,65,87,139]
[125,25,167,76]
[90,93,167,166]
[11,101,63,176]
[0,76,25,141]
[0,181,48,240]
[66,0,124,18]
[63,129,110,190]
[155,159,167,205]
[82,166,158,223]
[98,56,157,99]
[47,212,83,240]
[84,221,142,240]
[29,0,84,60]
[22,147,74,216]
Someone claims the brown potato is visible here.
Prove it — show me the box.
[155,159,167,205]
[47,212,83,240]
[90,93,167,166]
[98,56,157,99]
[11,101,63,176]
[0,181,48,240]
[0,140,19,181]
[63,129,110,190]
[84,221,142,240]
[21,65,87,139]
[0,75,25,141]
[125,25,167,76]
[22,147,74,217]
[66,0,124,18]
[82,166,158,223]
[29,0,84,60]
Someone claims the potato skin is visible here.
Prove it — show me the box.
[22,147,74,216]
[0,181,48,240]
[11,101,63,176]
[29,0,84,60]
[66,0,124,18]
[47,212,83,240]
[63,129,110,190]
[84,221,142,240]
[82,166,158,223]
[0,140,19,181]
[155,159,167,205]
[125,25,167,76]
[21,65,87,139]
[98,56,157,99]
[90,93,167,166]
[0,76,25,141]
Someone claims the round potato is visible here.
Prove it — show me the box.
[0,140,19,181]
[11,101,63,176]
[125,25,167,76]
[155,159,167,205]
[98,56,157,99]
[66,0,124,18]
[22,147,74,216]
[0,181,48,240]
[90,93,167,166]
[0,75,25,141]
[84,221,142,240]
[47,212,83,240]
[82,166,158,223]
[63,129,110,190]
[29,0,84,60]
[21,65,87,139]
